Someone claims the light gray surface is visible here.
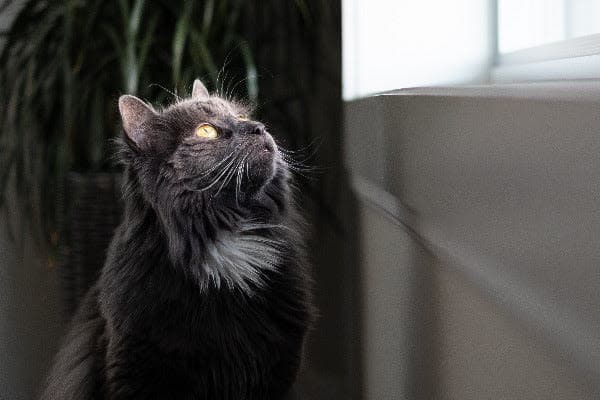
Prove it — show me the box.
[345,81,600,398]
[432,259,596,400]
[381,80,600,101]
[357,202,413,400]
[385,91,600,356]
[353,195,598,399]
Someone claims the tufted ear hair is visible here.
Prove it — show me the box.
[192,79,210,101]
[118,95,156,149]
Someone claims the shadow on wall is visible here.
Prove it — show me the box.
[0,204,63,400]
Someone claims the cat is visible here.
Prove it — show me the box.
[39,79,314,400]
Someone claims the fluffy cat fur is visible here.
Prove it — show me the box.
[39,80,314,400]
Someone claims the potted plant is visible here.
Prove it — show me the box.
[0,0,260,317]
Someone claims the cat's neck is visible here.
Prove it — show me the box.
[115,170,288,289]
[98,169,300,342]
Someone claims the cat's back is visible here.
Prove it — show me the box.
[39,286,107,400]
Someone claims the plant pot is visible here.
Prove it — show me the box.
[58,172,123,319]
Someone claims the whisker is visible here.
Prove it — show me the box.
[235,152,251,205]
[224,72,236,101]
[229,76,251,100]
[277,137,321,154]
[215,151,246,196]
[279,151,321,171]
[285,165,317,181]
[198,152,236,177]
[214,165,238,197]
[149,83,181,102]
[274,141,324,180]
[196,155,239,192]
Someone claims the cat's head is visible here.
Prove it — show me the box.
[117,79,289,224]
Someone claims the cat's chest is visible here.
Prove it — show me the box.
[149,260,292,347]
[177,295,301,399]
[199,232,284,292]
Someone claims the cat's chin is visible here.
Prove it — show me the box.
[252,148,276,172]
[246,136,277,186]
[245,156,276,194]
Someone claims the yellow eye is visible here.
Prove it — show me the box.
[195,123,218,139]
[238,115,249,121]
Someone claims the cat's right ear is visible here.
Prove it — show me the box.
[118,95,156,150]
[192,79,210,101]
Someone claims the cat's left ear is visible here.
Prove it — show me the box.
[118,95,156,149]
[192,79,210,101]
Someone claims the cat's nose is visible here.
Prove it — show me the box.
[248,122,266,135]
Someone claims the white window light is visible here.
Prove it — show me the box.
[498,0,600,53]
[343,0,600,99]
[493,0,600,82]
[342,0,493,100]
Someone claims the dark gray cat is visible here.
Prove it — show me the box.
[40,80,314,400]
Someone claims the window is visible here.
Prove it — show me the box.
[498,0,600,53]
[343,0,600,99]
[342,0,492,100]
[494,0,600,82]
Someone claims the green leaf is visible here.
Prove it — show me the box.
[172,7,191,88]
[129,0,145,39]
[118,0,130,31]
[202,0,215,36]
[239,40,258,102]
[138,13,158,77]
[102,24,125,57]
[81,0,105,42]
[190,31,218,87]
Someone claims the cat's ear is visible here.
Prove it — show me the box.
[192,79,210,101]
[118,95,156,148]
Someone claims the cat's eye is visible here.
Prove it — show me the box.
[195,123,218,139]
[238,115,249,121]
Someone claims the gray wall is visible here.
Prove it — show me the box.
[345,82,600,399]
[0,206,62,399]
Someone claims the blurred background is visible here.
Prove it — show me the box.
[2,1,600,399]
